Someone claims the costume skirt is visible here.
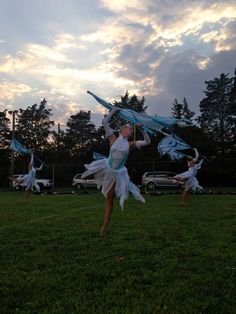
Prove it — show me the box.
[82,159,145,209]
[20,174,40,192]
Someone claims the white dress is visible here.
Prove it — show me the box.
[82,135,145,209]
[21,165,42,192]
[176,161,203,192]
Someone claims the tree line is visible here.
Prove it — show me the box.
[0,70,236,186]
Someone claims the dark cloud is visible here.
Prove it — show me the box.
[147,49,236,116]
[115,43,164,80]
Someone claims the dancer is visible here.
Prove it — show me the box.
[170,148,203,206]
[82,107,151,235]
[10,154,43,201]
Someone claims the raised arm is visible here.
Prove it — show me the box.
[135,129,151,149]
[102,107,119,145]
[28,154,34,170]
[196,159,203,169]
[193,148,199,162]
[29,154,34,166]
[36,164,43,171]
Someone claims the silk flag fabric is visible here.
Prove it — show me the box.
[10,138,48,167]
[158,133,191,160]
[87,91,193,135]
[10,138,31,155]
[87,91,192,160]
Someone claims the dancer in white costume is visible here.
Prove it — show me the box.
[11,154,43,201]
[170,148,203,206]
[82,107,151,235]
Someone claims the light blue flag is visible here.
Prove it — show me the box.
[87,91,193,161]
[87,91,154,135]
[10,138,49,167]
[87,91,193,135]
[93,151,107,160]
[10,138,31,154]
[158,134,191,160]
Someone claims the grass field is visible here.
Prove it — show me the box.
[0,192,236,314]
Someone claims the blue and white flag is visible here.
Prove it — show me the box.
[93,151,107,160]
[10,138,49,167]
[87,91,194,161]
[10,138,31,155]
[87,91,193,135]
[158,134,190,160]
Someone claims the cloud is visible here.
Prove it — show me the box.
[97,0,236,47]
[0,0,236,126]
[0,80,32,102]
[200,20,236,52]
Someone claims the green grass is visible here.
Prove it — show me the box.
[0,192,236,314]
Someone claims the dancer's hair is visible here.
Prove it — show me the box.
[119,124,132,133]
[186,156,193,162]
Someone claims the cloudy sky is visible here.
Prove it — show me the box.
[0,0,236,126]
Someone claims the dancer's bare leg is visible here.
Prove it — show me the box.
[181,189,190,206]
[24,189,31,202]
[100,183,115,236]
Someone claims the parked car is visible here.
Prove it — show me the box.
[11,174,53,191]
[142,171,183,189]
[72,173,97,190]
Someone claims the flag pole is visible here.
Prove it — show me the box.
[9,110,18,189]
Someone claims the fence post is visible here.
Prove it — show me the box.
[52,164,55,191]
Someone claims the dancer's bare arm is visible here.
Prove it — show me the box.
[102,107,119,145]
[130,124,151,149]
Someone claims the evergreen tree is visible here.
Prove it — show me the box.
[229,69,236,152]
[0,110,10,149]
[65,110,96,160]
[109,91,148,130]
[198,73,236,157]
[171,99,183,119]
[171,98,195,120]
[16,99,54,153]
[182,97,195,120]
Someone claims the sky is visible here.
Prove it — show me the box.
[0,0,236,127]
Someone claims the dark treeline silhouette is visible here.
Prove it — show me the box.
[0,70,236,187]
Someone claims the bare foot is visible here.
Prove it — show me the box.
[100,227,107,237]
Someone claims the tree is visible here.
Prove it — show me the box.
[198,73,236,157]
[109,91,148,130]
[65,110,97,160]
[0,110,10,149]
[16,99,54,153]
[0,110,11,186]
[171,98,196,156]
[171,98,195,120]
[229,69,236,152]
[171,99,183,119]
[182,97,195,120]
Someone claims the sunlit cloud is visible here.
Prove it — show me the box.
[95,105,107,115]
[99,0,144,12]
[94,0,236,53]
[0,0,235,124]
[0,80,32,101]
[197,57,211,70]
[200,19,236,52]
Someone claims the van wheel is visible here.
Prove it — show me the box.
[147,182,155,190]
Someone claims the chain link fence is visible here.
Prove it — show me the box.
[1,158,235,192]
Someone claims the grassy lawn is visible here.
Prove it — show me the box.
[0,192,235,314]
